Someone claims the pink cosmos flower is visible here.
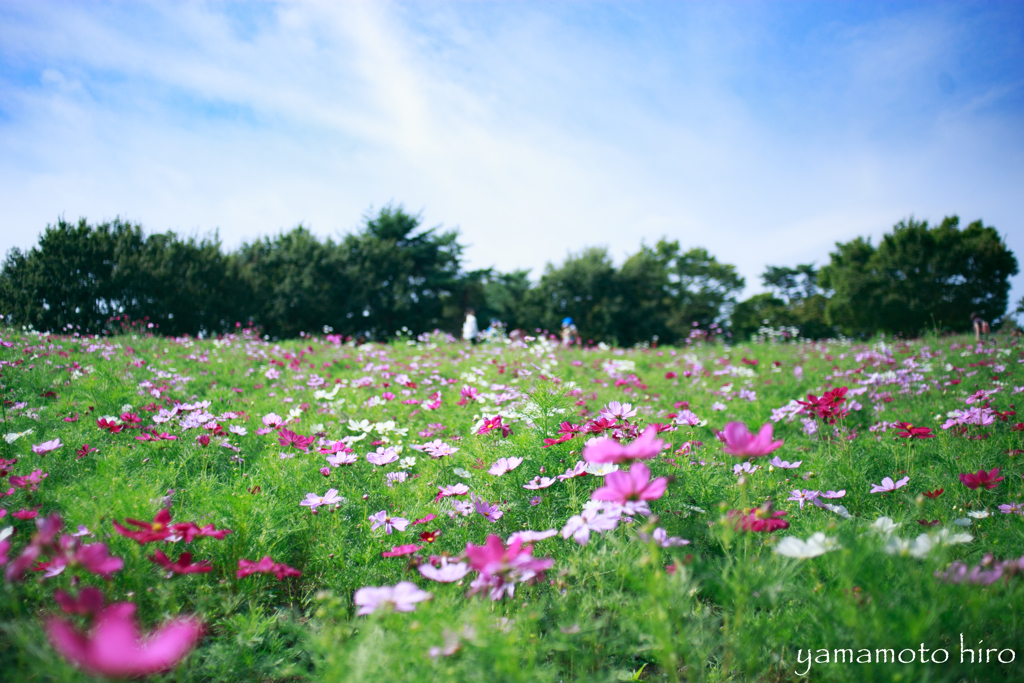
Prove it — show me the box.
[418,440,458,458]
[465,535,554,600]
[599,401,637,421]
[675,409,702,427]
[262,413,283,428]
[411,513,437,526]
[637,527,690,547]
[590,462,668,505]
[477,416,511,438]
[32,439,63,455]
[354,582,432,615]
[488,457,523,476]
[300,489,343,511]
[434,484,469,501]
[769,456,802,469]
[367,447,399,466]
[786,489,820,510]
[236,556,301,580]
[473,495,503,523]
[719,422,784,458]
[557,461,588,480]
[507,529,558,544]
[46,601,203,678]
[561,508,620,545]
[583,426,665,464]
[870,476,910,493]
[382,544,422,558]
[418,557,470,583]
[523,476,557,490]
[369,510,409,534]
[278,428,314,451]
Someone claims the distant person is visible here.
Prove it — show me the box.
[462,308,479,345]
[560,317,578,346]
[971,312,990,342]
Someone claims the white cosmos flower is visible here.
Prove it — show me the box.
[774,532,840,559]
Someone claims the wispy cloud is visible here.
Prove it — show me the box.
[0,1,1021,304]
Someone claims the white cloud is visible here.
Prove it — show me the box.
[0,1,1021,306]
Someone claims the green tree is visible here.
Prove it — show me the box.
[653,242,745,340]
[729,292,794,340]
[534,247,622,343]
[341,205,463,339]
[820,216,1018,337]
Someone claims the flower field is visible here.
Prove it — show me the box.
[1,327,1024,682]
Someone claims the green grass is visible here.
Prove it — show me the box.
[1,328,1023,682]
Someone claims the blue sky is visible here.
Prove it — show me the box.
[1,1,1022,310]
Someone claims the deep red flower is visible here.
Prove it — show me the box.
[916,519,940,527]
[922,488,944,499]
[113,509,175,544]
[76,444,97,460]
[236,556,301,580]
[148,550,213,574]
[728,502,789,533]
[797,387,849,424]
[1011,423,1024,432]
[959,468,1004,490]
[96,418,123,434]
[419,530,441,543]
[893,422,935,439]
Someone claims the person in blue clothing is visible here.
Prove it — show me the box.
[560,317,578,346]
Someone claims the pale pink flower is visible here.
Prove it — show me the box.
[561,508,620,545]
[507,529,558,544]
[870,476,909,494]
[367,447,399,466]
[599,401,637,421]
[523,476,557,490]
[418,557,470,583]
[637,527,690,547]
[32,439,63,455]
[354,582,431,615]
[369,510,409,534]
[488,457,523,476]
[262,413,283,428]
[769,456,802,469]
[300,489,342,511]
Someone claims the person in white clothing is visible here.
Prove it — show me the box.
[462,309,479,344]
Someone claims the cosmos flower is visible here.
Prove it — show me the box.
[369,511,410,534]
[870,476,910,493]
[959,468,1004,490]
[583,426,664,464]
[774,532,840,559]
[31,439,63,455]
[719,422,784,458]
[488,457,523,476]
[354,582,432,615]
[46,600,203,678]
[236,556,301,580]
[418,557,470,582]
[591,462,668,505]
[300,489,343,511]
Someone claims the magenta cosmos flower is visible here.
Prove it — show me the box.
[353,582,432,615]
[590,462,668,505]
[236,556,301,580]
[719,422,784,458]
[959,468,1004,490]
[583,426,665,464]
[465,535,554,600]
[46,601,203,678]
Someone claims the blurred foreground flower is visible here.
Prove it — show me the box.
[719,422,783,458]
[354,581,431,615]
[46,593,203,678]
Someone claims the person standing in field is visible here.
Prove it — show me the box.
[560,317,578,346]
[462,308,479,345]
[971,312,990,342]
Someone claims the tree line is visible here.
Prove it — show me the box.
[0,207,1017,343]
